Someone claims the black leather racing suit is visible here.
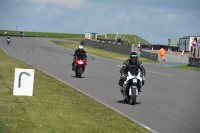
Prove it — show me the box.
[118,59,146,87]
[74,49,87,58]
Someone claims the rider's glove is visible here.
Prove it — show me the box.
[121,74,125,79]
[142,76,145,81]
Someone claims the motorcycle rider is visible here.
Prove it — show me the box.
[6,36,11,43]
[72,45,87,70]
[118,52,146,93]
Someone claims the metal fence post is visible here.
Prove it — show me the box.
[131,44,135,52]
[191,46,196,58]
[190,46,193,57]
[195,47,198,58]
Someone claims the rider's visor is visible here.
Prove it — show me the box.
[131,56,137,62]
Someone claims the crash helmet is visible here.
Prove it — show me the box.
[7,36,10,38]
[78,45,83,52]
[129,52,138,63]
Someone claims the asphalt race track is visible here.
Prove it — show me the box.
[0,36,200,133]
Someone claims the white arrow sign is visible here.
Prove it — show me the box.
[13,68,35,96]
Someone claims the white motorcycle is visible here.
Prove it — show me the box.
[122,69,143,105]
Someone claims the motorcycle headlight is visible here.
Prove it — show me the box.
[78,61,83,64]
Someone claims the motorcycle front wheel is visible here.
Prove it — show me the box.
[129,87,137,105]
[77,67,83,78]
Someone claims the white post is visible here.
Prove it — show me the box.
[131,44,135,52]
[195,47,198,58]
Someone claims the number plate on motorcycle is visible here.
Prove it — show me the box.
[133,79,137,83]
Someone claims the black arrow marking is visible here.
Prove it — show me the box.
[18,72,31,88]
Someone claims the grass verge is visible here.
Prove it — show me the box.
[173,64,200,71]
[0,30,85,38]
[50,41,158,63]
[0,47,152,133]
[63,38,85,41]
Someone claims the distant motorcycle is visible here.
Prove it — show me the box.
[73,55,87,78]
[122,69,143,105]
[6,38,10,45]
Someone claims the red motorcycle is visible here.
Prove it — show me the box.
[73,55,87,78]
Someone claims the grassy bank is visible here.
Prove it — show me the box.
[50,41,158,63]
[98,34,150,44]
[0,47,152,133]
[0,30,85,38]
[173,64,200,71]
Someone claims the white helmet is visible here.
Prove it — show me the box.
[78,45,83,50]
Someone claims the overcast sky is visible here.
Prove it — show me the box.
[0,0,199,44]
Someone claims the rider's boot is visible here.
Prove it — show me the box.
[72,62,74,70]
[119,86,123,95]
[139,82,142,92]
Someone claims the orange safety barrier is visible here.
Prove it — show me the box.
[181,50,184,57]
[187,52,190,58]
[175,50,178,56]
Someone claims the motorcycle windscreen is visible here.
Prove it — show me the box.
[129,67,139,76]
[76,55,85,60]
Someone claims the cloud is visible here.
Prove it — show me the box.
[117,12,127,18]
[114,12,127,21]
[114,12,130,25]
[149,7,164,13]
[165,13,178,20]
[73,17,84,25]
[25,0,88,10]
